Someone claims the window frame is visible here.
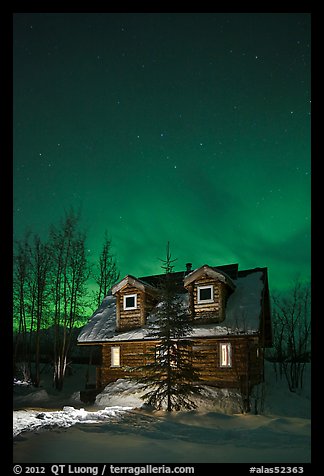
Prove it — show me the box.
[123,293,137,310]
[111,346,121,368]
[220,342,232,368]
[197,284,214,304]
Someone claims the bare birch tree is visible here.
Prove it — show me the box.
[49,210,89,390]
[27,235,52,386]
[13,234,32,381]
[270,280,311,392]
[93,232,120,306]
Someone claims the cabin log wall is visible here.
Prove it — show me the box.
[116,285,158,332]
[191,336,262,387]
[97,340,156,388]
[96,336,263,390]
[116,285,144,331]
[187,276,232,323]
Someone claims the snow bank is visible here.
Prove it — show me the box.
[189,387,244,414]
[13,406,133,438]
[14,389,50,406]
[95,379,147,408]
[261,363,311,419]
[94,378,244,414]
[13,364,95,409]
[14,378,32,387]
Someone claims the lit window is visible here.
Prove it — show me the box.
[197,285,214,303]
[111,346,121,367]
[220,343,232,367]
[123,294,137,310]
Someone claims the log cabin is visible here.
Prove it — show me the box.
[77,262,272,396]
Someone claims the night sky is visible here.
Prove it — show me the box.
[13,12,311,293]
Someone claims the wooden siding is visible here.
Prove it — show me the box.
[116,285,144,331]
[97,340,156,388]
[187,276,232,323]
[116,285,158,332]
[95,336,263,390]
[191,336,263,387]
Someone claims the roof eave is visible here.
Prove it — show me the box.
[184,264,236,289]
[111,275,158,295]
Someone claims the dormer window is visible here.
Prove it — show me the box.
[123,294,137,310]
[112,275,159,331]
[197,285,214,304]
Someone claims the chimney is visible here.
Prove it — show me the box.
[185,263,192,274]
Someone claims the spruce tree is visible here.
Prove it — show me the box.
[135,243,203,411]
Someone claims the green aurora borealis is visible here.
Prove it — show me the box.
[13,12,311,293]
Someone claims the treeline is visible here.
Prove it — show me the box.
[13,209,119,390]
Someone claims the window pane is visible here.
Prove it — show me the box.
[220,343,232,367]
[200,287,212,301]
[111,346,120,367]
[125,295,135,308]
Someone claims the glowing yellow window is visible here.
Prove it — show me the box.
[111,346,121,367]
[220,343,232,367]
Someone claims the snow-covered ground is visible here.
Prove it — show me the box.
[13,362,311,463]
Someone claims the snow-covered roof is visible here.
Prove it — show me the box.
[78,270,265,343]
